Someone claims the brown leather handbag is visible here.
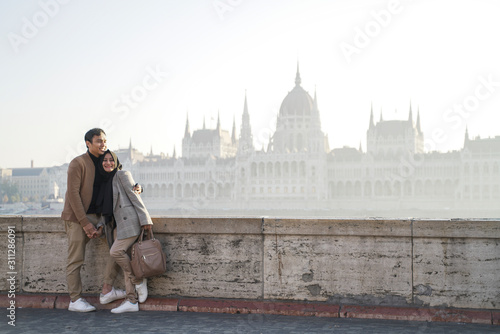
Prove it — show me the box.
[130,229,167,279]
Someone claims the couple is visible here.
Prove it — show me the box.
[61,128,153,314]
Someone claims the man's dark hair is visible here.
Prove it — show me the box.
[84,128,106,144]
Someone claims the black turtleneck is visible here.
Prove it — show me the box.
[86,151,104,214]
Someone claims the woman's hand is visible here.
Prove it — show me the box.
[95,226,103,238]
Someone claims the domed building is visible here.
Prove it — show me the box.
[271,64,329,154]
[122,64,500,217]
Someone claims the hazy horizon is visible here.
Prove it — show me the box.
[1,0,500,169]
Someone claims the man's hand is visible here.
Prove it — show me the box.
[142,225,152,231]
[83,224,97,239]
[133,183,143,194]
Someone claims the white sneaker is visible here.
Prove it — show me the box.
[100,287,127,304]
[111,300,139,314]
[135,279,148,303]
[68,298,96,312]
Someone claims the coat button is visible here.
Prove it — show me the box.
[124,217,127,220]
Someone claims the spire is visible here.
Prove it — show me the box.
[408,101,413,124]
[312,85,321,128]
[369,103,374,128]
[379,108,384,122]
[203,116,206,129]
[150,145,153,156]
[238,90,254,155]
[216,111,221,132]
[464,126,470,147]
[231,115,237,144]
[184,113,190,138]
[359,141,363,152]
[313,86,318,110]
[243,90,249,115]
[295,61,301,86]
[416,108,422,133]
[173,145,177,159]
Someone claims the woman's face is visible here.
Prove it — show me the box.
[102,153,115,172]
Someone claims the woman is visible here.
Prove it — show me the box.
[96,150,153,314]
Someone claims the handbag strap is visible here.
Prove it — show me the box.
[138,227,155,243]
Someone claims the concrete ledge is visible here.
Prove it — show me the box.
[262,218,413,237]
[152,217,263,234]
[1,294,56,309]
[2,294,497,325]
[413,219,500,239]
[179,298,340,317]
[341,305,493,324]
[139,297,178,312]
[493,311,500,325]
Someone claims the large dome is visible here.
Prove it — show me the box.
[278,69,314,117]
[271,65,326,154]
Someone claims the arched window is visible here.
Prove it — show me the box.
[393,181,401,197]
[299,161,306,177]
[259,162,265,177]
[291,161,298,177]
[267,162,273,176]
[345,181,353,196]
[336,182,344,197]
[484,163,489,174]
[364,181,372,197]
[375,181,382,196]
[404,181,412,196]
[354,181,362,196]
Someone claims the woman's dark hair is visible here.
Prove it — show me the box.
[84,128,106,143]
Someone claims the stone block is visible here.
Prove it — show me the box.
[263,233,413,304]
[0,217,23,292]
[150,233,263,299]
[262,217,412,237]
[413,236,500,309]
[413,219,500,239]
[153,216,262,234]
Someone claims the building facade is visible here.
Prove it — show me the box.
[121,67,500,217]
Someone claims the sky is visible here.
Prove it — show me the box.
[1,0,500,168]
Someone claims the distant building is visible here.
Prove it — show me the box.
[11,167,51,201]
[123,65,500,217]
[0,164,66,202]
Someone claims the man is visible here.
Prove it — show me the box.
[61,128,130,312]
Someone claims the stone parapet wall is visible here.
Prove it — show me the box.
[1,216,498,310]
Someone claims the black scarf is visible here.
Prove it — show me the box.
[86,151,104,214]
[95,150,122,220]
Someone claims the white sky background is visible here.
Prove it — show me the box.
[1,0,499,168]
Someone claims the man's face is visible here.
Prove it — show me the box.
[86,133,107,156]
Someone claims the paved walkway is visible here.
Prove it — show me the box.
[4,308,499,334]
